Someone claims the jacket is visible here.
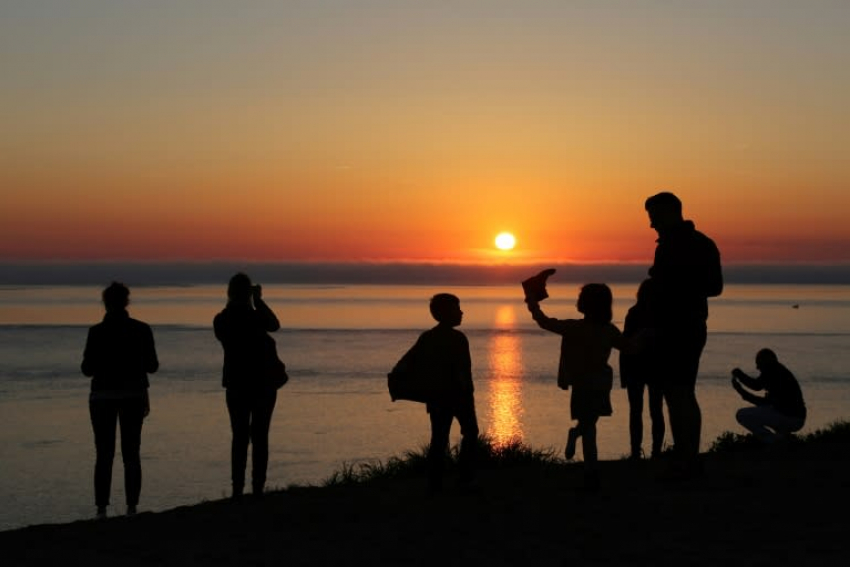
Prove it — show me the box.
[81,310,158,394]
[649,220,723,326]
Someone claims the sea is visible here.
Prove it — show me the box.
[2,281,850,531]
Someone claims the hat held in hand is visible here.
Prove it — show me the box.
[522,268,556,302]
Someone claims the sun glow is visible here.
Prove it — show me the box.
[495,232,516,251]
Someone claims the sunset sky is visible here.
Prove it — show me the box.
[2,1,848,265]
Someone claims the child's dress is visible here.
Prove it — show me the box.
[531,309,622,420]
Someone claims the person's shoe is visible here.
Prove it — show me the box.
[565,427,579,460]
[95,506,107,520]
[126,505,137,516]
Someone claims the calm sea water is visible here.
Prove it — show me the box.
[1,283,849,531]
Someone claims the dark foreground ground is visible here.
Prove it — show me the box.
[2,440,849,566]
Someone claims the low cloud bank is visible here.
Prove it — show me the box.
[2,262,850,286]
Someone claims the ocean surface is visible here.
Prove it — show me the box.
[2,282,850,531]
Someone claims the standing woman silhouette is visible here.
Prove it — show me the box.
[214,273,281,498]
[82,282,159,519]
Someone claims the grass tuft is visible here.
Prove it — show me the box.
[708,419,850,453]
[322,435,559,487]
[323,421,850,486]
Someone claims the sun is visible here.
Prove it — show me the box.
[495,232,517,251]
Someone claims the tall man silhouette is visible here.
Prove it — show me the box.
[644,192,723,478]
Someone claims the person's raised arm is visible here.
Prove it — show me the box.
[526,300,564,334]
[732,367,763,391]
[732,370,766,406]
[733,379,765,406]
[252,284,280,332]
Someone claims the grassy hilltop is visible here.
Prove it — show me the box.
[2,423,849,566]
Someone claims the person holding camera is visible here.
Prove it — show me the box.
[732,348,806,444]
[214,273,281,498]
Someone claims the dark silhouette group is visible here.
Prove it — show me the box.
[81,192,806,514]
[81,273,286,518]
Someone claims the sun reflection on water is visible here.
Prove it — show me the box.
[485,305,525,446]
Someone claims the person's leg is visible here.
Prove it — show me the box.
[226,389,251,497]
[90,398,118,514]
[662,384,682,453]
[578,416,600,490]
[663,380,701,459]
[737,406,803,443]
[455,396,480,484]
[626,382,645,458]
[647,382,666,457]
[117,396,146,511]
[682,329,705,461]
[249,390,278,494]
[736,406,774,442]
[678,385,701,459]
[660,326,705,466]
[427,405,453,491]
[565,425,580,460]
[578,416,599,469]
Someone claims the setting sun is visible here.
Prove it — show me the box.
[495,232,517,251]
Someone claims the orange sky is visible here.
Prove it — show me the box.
[2,2,849,265]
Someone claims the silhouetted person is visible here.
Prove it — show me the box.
[395,293,479,492]
[620,279,665,460]
[214,273,281,498]
[81,282,158,519]
[732,348,806,443]
[644,192,723,479]
[525,281,625,490]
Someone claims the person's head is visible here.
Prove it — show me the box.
[430,293,463,326]
[577,283,613,324]
[755,348,779,370]
[227,272,253,304]
[635,278,656,305]
[102,281,130,314]
[645,191,684,233]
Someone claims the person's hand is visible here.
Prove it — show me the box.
[142,391,150,419]
[731,367,745,379]
[731,377,745,396]
[251,284,263,303]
